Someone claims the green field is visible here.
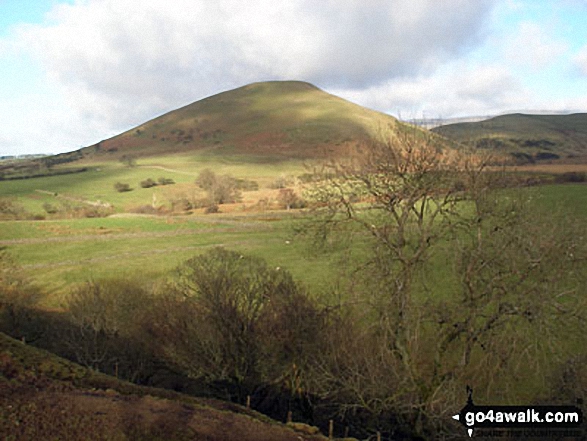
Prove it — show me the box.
[1,182,584,309]
[0,212,343,307]
[0,153,313,214]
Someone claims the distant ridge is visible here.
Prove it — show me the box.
[74,80,407,161]
[432,113,587,163]
[411,110,576,129]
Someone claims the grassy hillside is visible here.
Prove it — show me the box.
[1,81,421,215]
[0,332,330,441]
[75,80,401,161]
[432,113,587,163]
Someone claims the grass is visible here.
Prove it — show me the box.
[0,213,344,307]
[2,182,585,309]
[0,154,311,215]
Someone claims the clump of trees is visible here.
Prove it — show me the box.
[195,169,242,208]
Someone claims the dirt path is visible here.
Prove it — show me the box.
[35,189,113,208]
[139,165,198,176]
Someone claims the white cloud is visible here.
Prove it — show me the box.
[333,61,527,119]
[502,21,567,70]
[10,0,497,134]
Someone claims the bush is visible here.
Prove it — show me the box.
[158,177,175,185]
[0,198,26,219]
[234,178,259,191]
[114,182,132,192]
[42,202,58,214]
[204,204,219,214]
[555,171,586,183]
[148,248,324,399]
[65,278,154,381]
[277,188,306,210]
[170,198,193,212]
[270,175,294,189]
[140,178,157,188]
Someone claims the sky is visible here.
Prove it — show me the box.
[1,0,587,156]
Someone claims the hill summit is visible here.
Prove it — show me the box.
[82,81,401,160]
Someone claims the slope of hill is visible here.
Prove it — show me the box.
[74,80,402,162]
[0,331,329,440]
[432,113,587,163]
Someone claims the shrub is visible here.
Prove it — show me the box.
[171,198,192,212]
[270,175,294,189]
[234,178,259,191]
[114,182,132,192]
[0,198,26,219]
[42,202,58,214]
[65,278,154,381]
[140,178,157,188]
[148,248,324,399]
[555,171,586,183]
[158,177,175,185]
[277,188,306,210]
[204,204,219,214]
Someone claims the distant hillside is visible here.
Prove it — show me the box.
[0,332,328,440]
[432,113,587,163]
[74,80,404,162]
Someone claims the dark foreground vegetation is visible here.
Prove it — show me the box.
[1,132,587,440]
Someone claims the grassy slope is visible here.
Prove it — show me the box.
[432,113,587,160]
[82,80,401,161]
[0,332,328,441]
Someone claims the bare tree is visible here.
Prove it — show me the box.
[304,128,587,436]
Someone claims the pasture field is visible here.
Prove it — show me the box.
[1,182,585,309]
[0,153,310,215]
[0,212,345,307]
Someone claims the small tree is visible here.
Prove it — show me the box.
[195,168,217,190]
[208,175,241,205]
[277,188,301,210]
